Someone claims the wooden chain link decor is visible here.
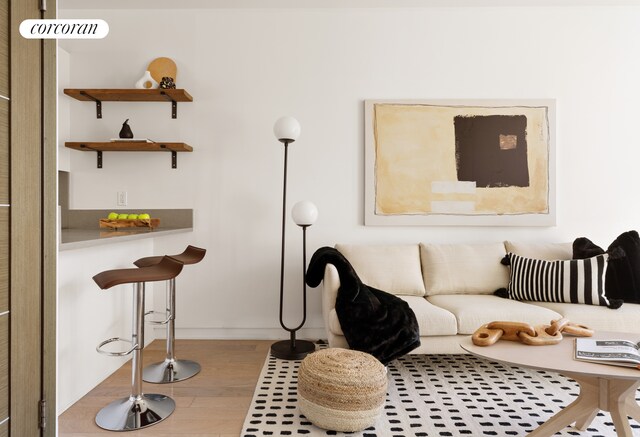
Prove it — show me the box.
[471,318,594,346]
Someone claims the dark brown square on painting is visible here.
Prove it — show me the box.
[454,114,530,187]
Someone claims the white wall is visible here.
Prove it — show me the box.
[58,3,640,375]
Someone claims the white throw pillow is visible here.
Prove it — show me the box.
[504,241,573,260]
[335,244,426,296]
[420,243,508,295]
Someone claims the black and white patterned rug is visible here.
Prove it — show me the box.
[241,352,640,436]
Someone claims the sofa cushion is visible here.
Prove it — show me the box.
[504,253,611,307]
[328,296,457,337]
[420,243,508,295]
[427,294,562,335]
[573,231,640,303]
[528,301,640,333]
[504,241,572,260]
[335,244,425,296]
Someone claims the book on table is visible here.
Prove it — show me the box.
[574,338,640,368]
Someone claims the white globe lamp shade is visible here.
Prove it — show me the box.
[273,116,301,143]
[292,201,318,226]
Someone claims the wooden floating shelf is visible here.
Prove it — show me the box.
[65,141,193,169]
[64,88,193,102]
[63,88,193,118]
[65,141,192,152]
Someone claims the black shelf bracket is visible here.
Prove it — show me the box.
[159,143,178,168]
[80,91,102,119]
[74,143,183,169]
[80,143,103,168]
[160,91,178,118]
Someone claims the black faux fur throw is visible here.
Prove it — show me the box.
[305,246,420,365]
[574,231,640,304]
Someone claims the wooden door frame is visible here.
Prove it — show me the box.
[10,0,56,434]
[42,0,56,434]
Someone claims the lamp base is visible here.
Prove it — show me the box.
[270,339,315,360]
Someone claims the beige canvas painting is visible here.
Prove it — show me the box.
[364,100,555,226]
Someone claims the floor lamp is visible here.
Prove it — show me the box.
[270,116,318,360]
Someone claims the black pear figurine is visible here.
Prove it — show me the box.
[119,119,134,139]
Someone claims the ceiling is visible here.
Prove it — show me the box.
[59,0,640,9]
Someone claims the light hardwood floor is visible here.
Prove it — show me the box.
[58,339,272,437]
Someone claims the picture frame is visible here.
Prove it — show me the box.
[364,99,556,226]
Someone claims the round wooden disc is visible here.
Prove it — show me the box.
[147,57,177,84]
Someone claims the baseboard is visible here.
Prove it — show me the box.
[152,326,327,340]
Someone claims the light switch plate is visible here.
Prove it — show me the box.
[117,191,127,206]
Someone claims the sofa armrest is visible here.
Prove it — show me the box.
[321,263,340,335]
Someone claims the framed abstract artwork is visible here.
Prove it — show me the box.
[364,99,556,226]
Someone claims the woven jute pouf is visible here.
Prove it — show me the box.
[297,348,388,432]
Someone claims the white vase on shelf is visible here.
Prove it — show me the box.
[135,70,158,89]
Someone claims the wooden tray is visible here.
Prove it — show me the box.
[99,218,160,230]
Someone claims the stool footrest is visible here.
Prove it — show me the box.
[145,310,172,325]
[96,337,137,357]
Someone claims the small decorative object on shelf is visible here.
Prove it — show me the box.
[119,119,134,138]
[135,70,158,89]
[148,57,177,83]
[159,77,176,89]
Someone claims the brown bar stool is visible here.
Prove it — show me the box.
[92,256,184,432]
[134,245,206,383]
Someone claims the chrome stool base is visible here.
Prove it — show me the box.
[95,393,176,431]
[143,358,201,383]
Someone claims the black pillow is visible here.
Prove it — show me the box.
[573,230,640,304]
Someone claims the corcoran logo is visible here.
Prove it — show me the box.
[19,19,109,39]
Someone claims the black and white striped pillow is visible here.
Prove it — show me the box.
[505,252,610,306]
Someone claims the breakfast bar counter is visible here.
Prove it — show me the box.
[60,226,192,251]
[59,208,194,251]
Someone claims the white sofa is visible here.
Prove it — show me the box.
[321,242,640,355]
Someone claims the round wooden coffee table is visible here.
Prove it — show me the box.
[460,331,640,437]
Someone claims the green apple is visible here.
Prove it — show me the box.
[107,212,119,220]
[127,214,138,220]
[138,213,150,220]
[117,213,129,220]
